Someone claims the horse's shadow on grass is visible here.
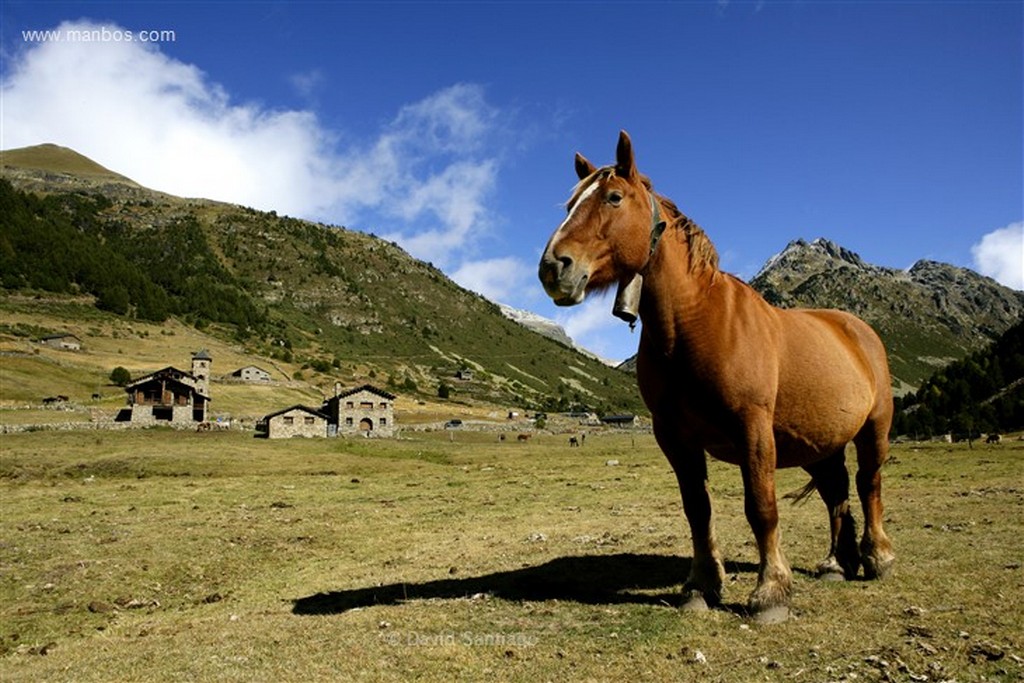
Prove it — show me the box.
[292,553,759,616]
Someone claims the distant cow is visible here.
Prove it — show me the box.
[517,434,531,442]
[569,436,580,447]
[985,433,1002,444]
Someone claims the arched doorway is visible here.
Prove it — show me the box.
[359,418,373,432]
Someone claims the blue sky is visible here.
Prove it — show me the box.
[2,1,1021,362]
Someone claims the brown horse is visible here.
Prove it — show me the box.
[538,131,895,622]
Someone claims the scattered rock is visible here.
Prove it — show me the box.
[270,501,293,509]
[87,601,116,613]
[605,459,620,467]
[969,641,1005,662]
[114,596,160,610]
[905,624,933,638]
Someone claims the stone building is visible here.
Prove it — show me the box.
[256,405,329,439]
[230,365,272,382]
[121,350,212,425]
[600,414,638,428]
[258,383,397,439]
[321,384,396,437]
[38,333,82,351]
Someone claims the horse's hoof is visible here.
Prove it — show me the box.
[752,605,790,625]
[814,558,847,581]
[863,555,895,580]
[681,592,710,612]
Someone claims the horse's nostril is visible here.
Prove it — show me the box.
[557,256,573,270]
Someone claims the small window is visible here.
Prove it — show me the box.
[345,417,353,426]
[284,416,294,425]
[304,416,315,425]
[380,417,387,426]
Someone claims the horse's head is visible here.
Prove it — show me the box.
[538,131,660,311]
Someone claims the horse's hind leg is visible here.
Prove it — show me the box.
[854,422,895,579]
[803,448,859,580]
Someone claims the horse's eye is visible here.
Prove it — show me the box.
[607,191,623,206]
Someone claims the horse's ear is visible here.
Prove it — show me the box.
[615,130,636,179]
[575,153,596,180]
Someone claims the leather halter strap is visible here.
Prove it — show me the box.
[646,190,668,266]
[612,189,667,330]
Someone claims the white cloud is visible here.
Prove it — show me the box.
[451,256,532,302]
[1,20,503,271]
[553,293,639,361]
[2,21,339,217]
[971,222,1024,291]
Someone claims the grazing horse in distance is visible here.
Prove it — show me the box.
[538,131,895,622]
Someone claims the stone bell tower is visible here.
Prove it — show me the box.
[191,349,212,397]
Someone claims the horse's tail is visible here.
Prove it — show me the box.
[782,478,818,506]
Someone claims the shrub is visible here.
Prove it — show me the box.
[110,366,132,387]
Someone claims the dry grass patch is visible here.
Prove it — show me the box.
[1,431,1021,681]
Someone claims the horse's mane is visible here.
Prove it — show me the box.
[642,178,720,274]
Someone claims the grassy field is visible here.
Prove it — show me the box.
[1,429,1021,682]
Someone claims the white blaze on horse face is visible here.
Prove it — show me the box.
[552,179,601,247]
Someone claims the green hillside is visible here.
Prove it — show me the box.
[0,152,643,417]
[893,320,1024,438]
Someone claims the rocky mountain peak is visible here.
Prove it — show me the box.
[754,237,875,281]
[749,239,1024,392]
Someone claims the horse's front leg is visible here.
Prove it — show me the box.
[656,429,725,610]
[740,418,792,622]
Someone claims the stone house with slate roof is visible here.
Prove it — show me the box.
[257,404,330,439]
[38,333,82,351]
[230,365,272,382]
[121,350,212,425]
[321,384,397,438]
[257,384,397,439]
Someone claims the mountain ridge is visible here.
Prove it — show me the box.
[1,144,644,415]
[750,237,1023,391]
[4,144,1020,400]
[620,237,1023,392]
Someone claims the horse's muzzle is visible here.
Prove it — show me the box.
[538,253,588,306]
